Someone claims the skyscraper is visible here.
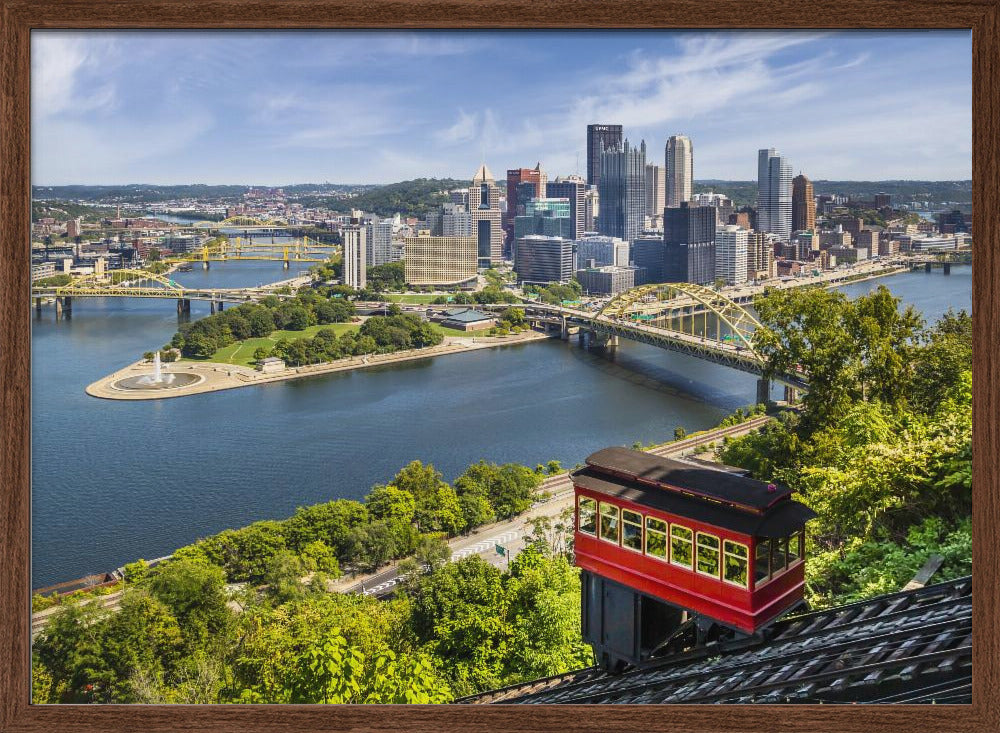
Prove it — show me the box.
[363,215,395,268]
[505,165,546,251]
[663,202,717,285]
[757,149,793,240]
[514,235,575,285]
[598,138,646,242]
[715,225,749,286]
[792,173,816,233]
[513,198,572,240]
[342,224,367,290]
[665,135,693,208]
[469,163,504,267]
[547,176,587,240]
[587,124,623,188]
[645,164,666,220]
[403,233,477,287]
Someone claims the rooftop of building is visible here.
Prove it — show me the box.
[472,163,495,184]
[441,308,493,322]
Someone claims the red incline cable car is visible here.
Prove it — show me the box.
[572,447,817,672]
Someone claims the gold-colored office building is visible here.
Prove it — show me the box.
[403,233,478,288]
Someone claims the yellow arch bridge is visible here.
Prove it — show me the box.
[168,236,340,267]
[31,269,298,317]
[189,215,290,229]
[507,281,806,401]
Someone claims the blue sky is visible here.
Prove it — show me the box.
[31,30,971,185]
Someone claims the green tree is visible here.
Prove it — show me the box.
[365,483,416,524]
[263,550,308,604]
[299,540,340,577]
[414,533,451,572]
[145,558,230,650]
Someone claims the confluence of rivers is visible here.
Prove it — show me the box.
[31,261,972,586]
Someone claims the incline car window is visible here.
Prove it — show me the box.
[670,524,693,568]
[723,540,749,588]
[696,532,720,577]
[772,536,789,576]
[787,530,804,564]
[622,509,643,551]
[578,497,597,535]
[755,538,771,584]
[599,502,620,544]
[645,517,667,559]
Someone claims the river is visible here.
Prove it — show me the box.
[30,263,972,586]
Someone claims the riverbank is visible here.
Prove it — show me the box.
[85,329,552,400]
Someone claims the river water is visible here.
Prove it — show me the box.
[30,263,972,586]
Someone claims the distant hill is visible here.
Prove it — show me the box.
[30,183,375,204]
[694,180,972,208]
[301,178,471,218]
[31,178,470,219]
[32,178,970,221]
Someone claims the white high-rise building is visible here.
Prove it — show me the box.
[715,225,749,286]
[757,148,793,240]
[342,224,367,290]
[665,135,693,208]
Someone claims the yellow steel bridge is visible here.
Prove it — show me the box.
[168,236,339,265]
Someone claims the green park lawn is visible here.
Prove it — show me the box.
[182,322,472,367]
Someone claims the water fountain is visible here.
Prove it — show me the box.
[135,351,175,386]
[110,350,202,391]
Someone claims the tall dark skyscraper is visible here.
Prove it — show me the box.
[598,138,646,242]
[587,124,623,187]
[630,237,665,284]
[663,202,717,285]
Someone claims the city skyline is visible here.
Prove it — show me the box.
[32,30,971,185]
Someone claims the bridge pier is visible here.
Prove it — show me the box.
[177,298,191,316]
[35,297,42,314]
[203,261,210,270]
[784,385,799,404]
[282,259,290,269]
[925,262,932,273]
[943,262,951,275]
[217,301,225,312]
[55,296,71,318]
[560,316,569,341]
[591,332,618,353]
[756,378,771,406]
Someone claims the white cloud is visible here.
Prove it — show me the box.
[33,113,213,184]
[435,109,479,144]
[31,34,118,117]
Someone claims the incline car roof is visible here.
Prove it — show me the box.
[571,466,816,537]
[583,446,795,514]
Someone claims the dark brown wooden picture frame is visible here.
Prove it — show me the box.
[1,1,997,731]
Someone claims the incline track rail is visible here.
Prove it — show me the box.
[460,576,971,705]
